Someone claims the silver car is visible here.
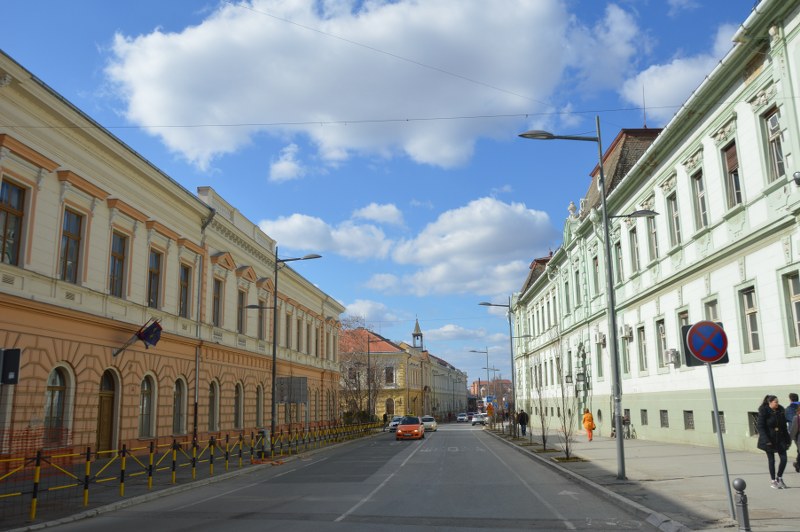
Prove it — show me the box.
[387,415,403,432]
[421,415,438,431]
[472,413,488,426]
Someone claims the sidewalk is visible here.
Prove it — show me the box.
[489,427,799,531]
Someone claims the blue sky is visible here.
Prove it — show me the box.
[2,0,752,387]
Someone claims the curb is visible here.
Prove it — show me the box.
[486,430,692,532]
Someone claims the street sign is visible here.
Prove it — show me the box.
[683,321,729,366]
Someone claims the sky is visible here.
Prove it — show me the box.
[2,0,753,390]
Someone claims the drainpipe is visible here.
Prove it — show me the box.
[194,209,216,445]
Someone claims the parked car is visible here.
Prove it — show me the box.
[421,415,438,431]
[472,413,488,426]
[387,415,403,432]
[456,413,468,423]
[396,416,425,440]
[467,412,477,422]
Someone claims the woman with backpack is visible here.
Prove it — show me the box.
[757,395,792,489]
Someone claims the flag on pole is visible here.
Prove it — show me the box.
[136,320,162,349]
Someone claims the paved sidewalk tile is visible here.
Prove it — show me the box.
[490,428,800,531]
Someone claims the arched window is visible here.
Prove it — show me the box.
[139,376,155,438]
[173,378,187,435]
[208,381,219,432]
[44,368,67,445]
[256,384,264,427]
[234,383,244,429]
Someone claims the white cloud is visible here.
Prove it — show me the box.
[619,24,737,124]
[667,0,700,17]
[364,273,400,291]
[424,324,486,342]
[386,197,558,296]
[352,202,404,226]
[344,299,402,325]
[103,0,647,170]
[258,214,392,259]
[269,143,305,182]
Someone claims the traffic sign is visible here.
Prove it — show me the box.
[685,321,729,365]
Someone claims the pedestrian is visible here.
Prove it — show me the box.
[582,408,595,442]
[790,404,800,473]
[382,412,388,432]
[757,394,792,489]
[518,409,529,436]
[786,393,800,430]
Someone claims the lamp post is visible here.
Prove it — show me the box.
[480,297,518,435]
[249,246,320,456]
[519,115,628,479]
[469,348,490,409]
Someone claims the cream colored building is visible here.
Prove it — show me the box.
[514,0,800,451]
[0,50,344,456]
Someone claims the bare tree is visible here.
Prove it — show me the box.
[338,316,388,423]
[531,355,553,450]
[554,348,580,459]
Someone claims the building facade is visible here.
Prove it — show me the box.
[0,51,344,457]
[513,0,800,451]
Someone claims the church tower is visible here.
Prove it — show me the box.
[412,318,423,349]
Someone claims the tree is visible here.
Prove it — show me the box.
[531,352,553,450]
[338,316,389,422]
[554,347,580,459]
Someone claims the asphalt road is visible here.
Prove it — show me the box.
[51,424,658,531]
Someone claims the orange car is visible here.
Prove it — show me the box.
[395,415,425,440]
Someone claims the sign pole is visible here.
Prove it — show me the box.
[706,361,735,519]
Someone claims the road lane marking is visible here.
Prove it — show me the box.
[334,440,427,522]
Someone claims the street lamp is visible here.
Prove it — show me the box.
[248,246,320,456]
[480,298,518,435]
[519,115,655,480]
[469,348,490,408]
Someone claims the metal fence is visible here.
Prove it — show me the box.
[0,421,381,527]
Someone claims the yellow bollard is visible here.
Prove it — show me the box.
[29,450,41,521]
[120,445,127,497]
[83,447,91,506]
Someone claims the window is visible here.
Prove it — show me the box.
[109,232,127,298]
[785,273,800,346]
[660,409,670,428]
[212,279,223,327]
[595,342,604,379]
[0,180,25,266]
[60,209,82,283]
[257,300,267,340]
[591,256,600,295]
[637,326,648,372]
[691,171,708,229]
[179,264,192,318]
[574,270,581,306]
[237,289,246,334]
[712,411,726,434]
[173,379,186,435]
[296,317,302,350]
[44,368,68,445]
[208,382,219,432]
[705,299,719,321]
[740,287,760,352]
[723,142,742,208]
[667,192,681,247]
[147,249,162,308]
[647,216,659,262]
[613,241,624,284]
[621,338,631,374]
[629,228,640,273]
[656,319,667,368]
[683,410,695,430]
[285,312,292,348]
[234,383,244,429]
[640,409,648,426]
[139,376,155,438]
[563,279,571,313]
[765,108,785,183]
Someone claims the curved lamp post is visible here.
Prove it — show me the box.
[248,246,320,456]
[519,115,630,480]
[479,297,518,435]
[469,348,490,409]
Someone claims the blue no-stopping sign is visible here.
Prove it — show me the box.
[686,321,728,364]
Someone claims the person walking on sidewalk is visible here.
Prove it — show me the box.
[582,408,595,442]
[757,394,792,489]
[786,393,800,430]
[790,406,800,473]
[518,409,529,436]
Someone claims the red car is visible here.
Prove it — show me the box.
[395,416,425,440]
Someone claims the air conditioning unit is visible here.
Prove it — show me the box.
[593,331,606,346]
[663,348,680,367]
[619,324,633,339]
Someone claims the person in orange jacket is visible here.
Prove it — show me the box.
[582,408,595,442]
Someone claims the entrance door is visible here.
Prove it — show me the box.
[96,370,115,451]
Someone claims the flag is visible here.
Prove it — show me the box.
[136,320,162,349]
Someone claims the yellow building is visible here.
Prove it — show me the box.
[0,51,344,457]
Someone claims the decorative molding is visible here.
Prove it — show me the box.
[0,73,11,87]
[659,174,677,192]
[749,82,776,112]
[639,194,655,211]
[683,149,704,173]
[713,117,738,146]
[739,257,746,283]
